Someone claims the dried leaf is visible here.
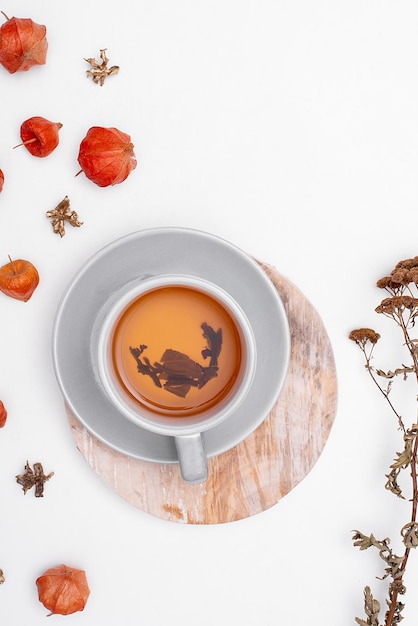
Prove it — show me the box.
[46,196,83,237]
[159,349,204,379]
[16,461,54,497]
[130,323,221,398]
[85,48,119,86]
[355,586,380,626]
[376,365,414,380]
[401,522,418,549]
[385,467,405,499]
[352,531,376,551]
[391,448,412,469]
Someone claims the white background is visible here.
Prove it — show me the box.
[1,0,418,623]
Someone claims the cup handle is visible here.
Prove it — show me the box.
[174,433,208,484]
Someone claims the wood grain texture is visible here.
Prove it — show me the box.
[67,263,338,524]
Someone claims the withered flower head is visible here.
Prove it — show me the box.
[386,264,418,288]
[390,268,411,285]
[409,267,418,283]
[395,256,418,270]
[378,256,418,290]
[349,328,381,346]
[376,276,402,290]
[375,296,418,315]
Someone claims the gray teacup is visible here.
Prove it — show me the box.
[97,274,257,484]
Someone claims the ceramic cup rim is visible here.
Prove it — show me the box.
[97,273,257,437]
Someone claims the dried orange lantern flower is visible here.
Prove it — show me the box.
[0,401,7,428]
[0,13,47,73]
[77,126,137,187]
[15,117,63,158]
[36,564,90,616]
[0,169,3,193]
[0,257,39,302]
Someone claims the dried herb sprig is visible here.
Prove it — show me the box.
[16,461,54,497]
[85,49,119,86]
[349,256,418,626]
[46,196,83,237]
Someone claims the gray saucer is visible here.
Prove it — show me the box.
[52,227,290,463]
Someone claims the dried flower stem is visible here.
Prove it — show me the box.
[355,340,404,432]
[386,436,418,625]
[350,256,418,626]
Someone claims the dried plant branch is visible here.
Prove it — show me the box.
[349,256,418,626]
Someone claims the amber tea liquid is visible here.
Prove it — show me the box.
[110,285,243,416]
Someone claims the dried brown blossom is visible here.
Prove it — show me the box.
[85,49,119,86]
[375,295,418,315]
[350,256,418,626]
[46,196,83,237]
[349,328,381,346]
[376,276,402,291]
[377,256,418,292]
[0,569,4,584]
[390,268,410,285]
[16,461,54,497]
[395,256,418,270]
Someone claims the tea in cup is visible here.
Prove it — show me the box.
[98,275,257,483]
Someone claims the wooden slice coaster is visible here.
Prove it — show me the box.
[67,262,338,524]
